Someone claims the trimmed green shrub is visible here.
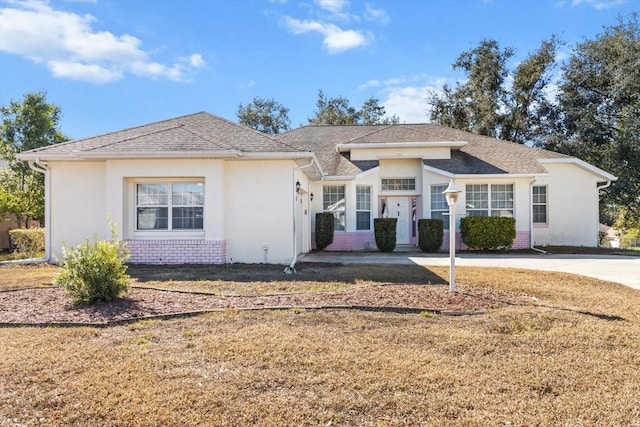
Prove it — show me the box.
[418,219,444,252]
[315,212,335,250]
[9,228,45,258]
[374,218,397,252]
[56,221,130,304]
[460,216,516,250]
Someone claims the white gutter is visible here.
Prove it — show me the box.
[285,159,315,274]
[7,159,53,264]
[336,141,468,152]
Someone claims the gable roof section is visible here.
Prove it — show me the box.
[280,123,578,177]
[19,112,310,160]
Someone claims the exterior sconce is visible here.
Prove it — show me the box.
[296,180,301,193]
[310,192,314,201]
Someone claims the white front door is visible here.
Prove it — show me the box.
[387,197,410,244]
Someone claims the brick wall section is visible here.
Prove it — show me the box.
[311,231,377,251]
[126,240,226,264]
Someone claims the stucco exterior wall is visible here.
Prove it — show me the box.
[349,146,451,161]
[49,161,107,259]
[224,160,298,264]
[533,163,601,247]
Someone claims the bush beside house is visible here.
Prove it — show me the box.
[374,218,397,252]
[460,217,516,250]
[418,219,444,252]
[315,212,335,250]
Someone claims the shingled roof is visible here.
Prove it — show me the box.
[20,112,309,159]
[279,123,571,176]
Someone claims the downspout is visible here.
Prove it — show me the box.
[4,159,52,264]
[284,159,315,274]
[597,180,612,247]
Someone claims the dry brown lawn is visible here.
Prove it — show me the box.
[1,262,639,426]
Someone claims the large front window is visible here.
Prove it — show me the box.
[136,182,204,230]
[466,184,513,218]
[356,186,371,231]
[323,185,345,231]
[430,184,450,229]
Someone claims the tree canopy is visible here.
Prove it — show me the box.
[427,38,558,145]
[237,97,291,134]
[0,91,67,225]
[308,90,399,125]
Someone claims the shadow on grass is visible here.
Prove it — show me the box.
[127,262,446,286]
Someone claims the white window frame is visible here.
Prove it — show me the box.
[356,185,372,231]
[135,180,204,232]
[381,177,416,192]
[532,185,548,224]
[323,185,346,231]
[465,183,514,218]
[430,184,450,230]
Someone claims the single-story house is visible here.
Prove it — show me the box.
[17,112,617,265]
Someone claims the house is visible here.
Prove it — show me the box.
[17,112,617,265]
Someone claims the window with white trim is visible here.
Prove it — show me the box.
[532,185,548,224]
[465,184,513,218]
[323,185,345,231]
[136,182,204,230]
[430,184,450,230]
[356,186,371,231]
[381,178,416,191]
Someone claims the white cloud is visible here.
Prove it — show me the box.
[571,0,627,9]
[283,16,369,53]
[239,80,256,90]
[315,0,349,14]
[364,4,389,24]
[0,0,205,84]
[361,74,454,123]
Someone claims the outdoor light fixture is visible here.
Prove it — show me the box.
[310,193,314,201]
[296,180,301,193]
[443,180,462,293]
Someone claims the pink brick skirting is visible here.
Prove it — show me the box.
[311,231,377,251]
[126,240,226,264]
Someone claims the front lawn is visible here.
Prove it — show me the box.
[1,263,639,426]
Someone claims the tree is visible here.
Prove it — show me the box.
[309,91,400,125]
[427,38,558,144]
[237,97,291,134]
[0,91,67,226]
[549,14,639,223]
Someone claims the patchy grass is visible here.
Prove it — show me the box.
[1,263,639,425]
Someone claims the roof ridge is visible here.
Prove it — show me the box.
[341,125,394,144]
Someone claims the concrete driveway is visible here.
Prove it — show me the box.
[299,251,640,290]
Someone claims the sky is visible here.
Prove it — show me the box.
[0,0,638,140]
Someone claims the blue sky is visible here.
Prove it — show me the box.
[0,0,637,140]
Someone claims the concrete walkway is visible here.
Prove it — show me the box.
[299,251,640,290]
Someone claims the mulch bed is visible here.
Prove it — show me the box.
[0,285,533,326]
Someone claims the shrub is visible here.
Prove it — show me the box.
[418,219,444,252]
[9,228,45,258]
[374,218,397,252]
[460,216,516,250]
[56,221,130,304]
[315,212,335,250]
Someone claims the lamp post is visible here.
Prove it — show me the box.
[443,180,461,293]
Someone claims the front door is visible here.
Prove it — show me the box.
[386,197,410,244]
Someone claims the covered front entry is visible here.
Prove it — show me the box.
[385,196,412,245]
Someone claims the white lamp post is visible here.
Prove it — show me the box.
[443,180,462,293]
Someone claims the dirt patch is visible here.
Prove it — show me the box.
[0,283,532,326]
